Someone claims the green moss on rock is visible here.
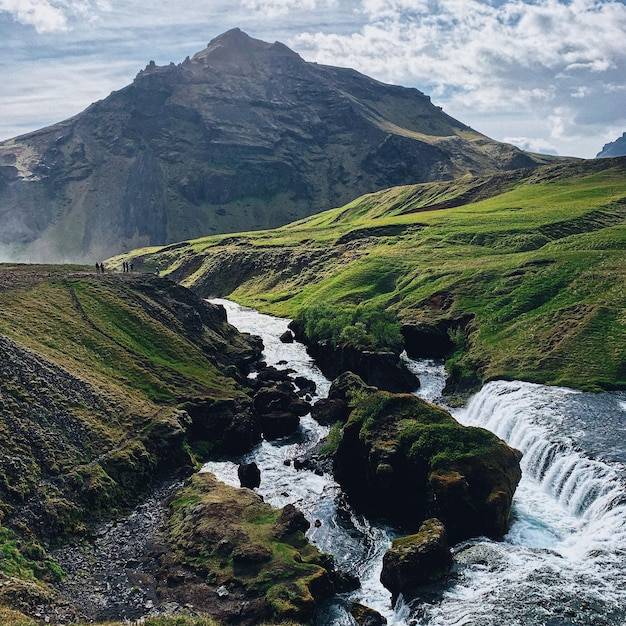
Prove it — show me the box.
[333,384,522,542]
[167,473,334,623]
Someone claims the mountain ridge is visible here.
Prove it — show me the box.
[0,29,553,263]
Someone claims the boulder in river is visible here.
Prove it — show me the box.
[279,329,295,343]
[331,381,522,543]
[238,461,261,489]
[350,602,388,626]
[252,384,311,439]
[380,518,452,604]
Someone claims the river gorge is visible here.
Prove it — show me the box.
[204,298,626,626]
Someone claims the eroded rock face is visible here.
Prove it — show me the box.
[165,473,335,624]
[301,339,420,393]
[252,381,311,439]
[380,518,452,603]
[331,378,522,543]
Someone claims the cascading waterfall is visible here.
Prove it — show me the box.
[204,300,626,625]
[457,381,626,559]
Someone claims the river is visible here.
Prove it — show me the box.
[204,299,626,626]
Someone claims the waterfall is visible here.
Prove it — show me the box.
[456,380,626,559]
[207,301,626,625]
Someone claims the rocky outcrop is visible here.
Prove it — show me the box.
[166,473,335,624]
[330,378,522,543]
[0,267,265,618]
[290,333,420,393]
[597,132,626,158]
[311,371,376,425]
[380,518,452,603]
[252,382,310,439]
[401,314,474,360]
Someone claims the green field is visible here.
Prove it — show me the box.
[118,157,626,392]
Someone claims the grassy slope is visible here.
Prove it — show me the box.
[122,157,626,392]
[0,266,255,618]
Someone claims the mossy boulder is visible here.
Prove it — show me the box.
[166,473,335,623]
[380,518,452,603]
[350,602,388,626]
[332,380,522,542]
[311,371,376,426]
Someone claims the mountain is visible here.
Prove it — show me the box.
[597,132,626,158]
[0,28,552,263]
[121,156,626,393]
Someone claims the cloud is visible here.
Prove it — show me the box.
[0,0,68,32]
[239,0,337,17]
[0,0,111,33]
[289,0,626,155]
[504,136,559,155]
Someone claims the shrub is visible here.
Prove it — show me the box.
[295,304,402,352]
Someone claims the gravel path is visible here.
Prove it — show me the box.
[51,478,185,624]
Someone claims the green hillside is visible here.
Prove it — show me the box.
[118,157,626,392]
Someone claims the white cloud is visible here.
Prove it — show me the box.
[0,0,624,157]
[504,136,559,155]
[290,0,626,156]
[0,0,68,32]
[240,0,337,17]
[0,0,110,33]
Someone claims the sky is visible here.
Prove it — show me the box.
[0,0,625,158]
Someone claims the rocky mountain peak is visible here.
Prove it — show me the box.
[191,28,301,68]
[0,29,550,262]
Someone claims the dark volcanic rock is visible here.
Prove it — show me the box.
[311,371,375,425]
[272,503,310,537]
[380,518,452,604]
[305,340,420,393]
[351,602,388,626]
[311,397,349,425]
[0,28,544,261]
[279,329,294,343]
[597,132,626,158]
[238,462,261,489]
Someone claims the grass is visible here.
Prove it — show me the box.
[122,157,626,391]
[0,267,262,616]
[167,473,331,623]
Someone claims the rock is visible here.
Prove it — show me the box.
[380,518,452,604]
[166,473,334,623]
[273,503,310,537]
[185,397,262,454]
[401,322,454,359]
[331,388,522,543]
[260,411,301,440]
[351,602,388,626]
[294,375,316,394]
[306,341,420,393]
[255,366,293,384]
[253,384,311,439]
[279,330,294,343]
[232,543,272,564]
[253,385,309,416]
[310,398,349,425]
[238,462,261,489]
[311,372,375,425]
[401,315,474,360]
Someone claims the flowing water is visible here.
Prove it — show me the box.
[204,299,626,626]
